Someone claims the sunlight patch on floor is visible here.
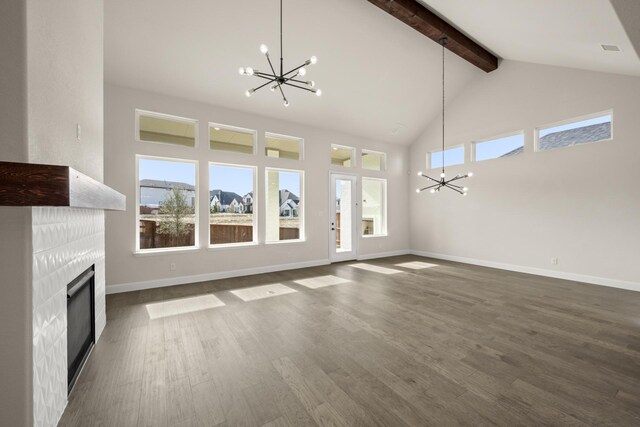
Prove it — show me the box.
[294,275,350,289]
[230,283,297,302]
[146,294,226,319]
[395,261,439,270]
[348,263,402,275]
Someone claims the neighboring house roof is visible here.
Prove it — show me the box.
[140,179,195,191]
[244,192,253,198]
[279,189,299,205]
[210,189,243,205]
[500,122,611,157]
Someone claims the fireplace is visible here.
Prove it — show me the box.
[66,265,96,393]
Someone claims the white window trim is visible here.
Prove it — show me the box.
[264,131,304,161]
[330,144,356,168]
[209,122,257,155]
[208,162,258,248]
[135,154,200,254]
[428,144,465,169]
[361,149,387,172]
[135,109,199,148]
[472,130,525,162]
[361,177,387,238]
[534,109,614,153]
[264,166,306,244]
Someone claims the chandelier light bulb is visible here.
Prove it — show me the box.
[310,56,318,64]
[417,171,423,176]
[245,89,254,97]
[430,189,436,194]
[463,192,467,196]
[416,188,420,193]
[463,187,469,192]
[246,67,254,76]
[440,172,446,178]
[260,44,269,54]
[315,89,322,97]
[239,67,246,75]
[468,172,474,177]
[308,80,315,87]
[299,67,307,76]
[284,100,290,107]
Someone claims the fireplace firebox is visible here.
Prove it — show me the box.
[66,265,95,394]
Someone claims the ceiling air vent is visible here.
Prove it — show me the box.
[601,44,621,52]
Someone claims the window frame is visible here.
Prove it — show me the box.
[209,122,257,155]
[135,154,200,254]
[428,144,465,170]
[264,132,304,161]
[264,167,306,244]
[208,162,258,249]
[135,109,199,148]
[330,144,356,168]
[472,130,525,162]
[361,177,388,238]
[361,149,387,172]
[535,110,614,153]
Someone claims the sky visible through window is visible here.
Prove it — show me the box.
[430,146,464,169]
[539,115,611,137]
[139,158,195,185]
[277,171,300,196]
[210,165,253,195]
[475,133,524,161]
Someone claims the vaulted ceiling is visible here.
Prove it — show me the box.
[105,0,640,146]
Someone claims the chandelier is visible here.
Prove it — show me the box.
[417,37,472,195]
[238,0,321,107]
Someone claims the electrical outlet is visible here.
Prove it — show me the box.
[170,262,176,271]
[551,257,558,265]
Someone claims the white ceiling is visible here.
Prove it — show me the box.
[105,0,640,146]
[104,0,481,146]
[420,0,640,77]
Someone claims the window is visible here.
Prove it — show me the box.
[137,157,198,251]
[362,178,387,236]
[265,133,302,160]
[331,144,355,167]
[474,132,524,162]
[536,111,612,151]
[361,150,386,171]
[136,110,197,147]
[265,168,304,242]
[209,163,256,246]
[210,123,255,154]
[429,146,464,169]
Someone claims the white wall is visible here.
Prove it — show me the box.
[0,1,105,426]
[104,84,409,292]
[410,60,640,288]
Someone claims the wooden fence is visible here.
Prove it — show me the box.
[140,220,300,249]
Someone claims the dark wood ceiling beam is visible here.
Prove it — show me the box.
[367,0,499,72]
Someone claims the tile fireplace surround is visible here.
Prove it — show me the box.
[32,207,106,427]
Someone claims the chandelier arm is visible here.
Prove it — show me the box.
[447,175,467,182]
[288,78,309,85]
[277,83,288,104]
[251,77,279,93]
[422,174,441,184]
[283,82,316,93]
[444,184,464,194]
[444,182,463,189]
[282,63,308,77]
[418,184,441,192]
[253,73,278,80]
[265,54,279,78]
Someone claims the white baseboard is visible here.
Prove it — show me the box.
[410,250,640,293]
[358,249,410,261]
[106,259,330,294]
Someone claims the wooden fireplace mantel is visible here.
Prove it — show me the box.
[0,161,125,211]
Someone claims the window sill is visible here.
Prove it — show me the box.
[362,234,388,239]
[265,239,306,245]
[134,246,200,257]
[208,242,259,250]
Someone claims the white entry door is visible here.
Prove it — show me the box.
[329,173,358,262]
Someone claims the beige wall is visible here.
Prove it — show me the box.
[409,60,640,287]
[104,84,410,291]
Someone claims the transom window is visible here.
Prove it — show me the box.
[265,133,303,160]
[331,144,355,167]
[536,111,612,151]
[429,146,464,169]
[136,110,197,148]
[210,124,255,154]
[361,150,386,171]
[474,132,525,161]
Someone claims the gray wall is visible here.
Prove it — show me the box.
[410,60,640,288]
[104,84,410,290]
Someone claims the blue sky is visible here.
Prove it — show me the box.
[431,146,464,169]
[475,133,524,162]
[139,158,300,196]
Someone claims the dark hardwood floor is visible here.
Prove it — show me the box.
[59,256,640,426]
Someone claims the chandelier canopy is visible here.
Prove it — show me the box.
[239,0,321,107]
[417,37,472,196]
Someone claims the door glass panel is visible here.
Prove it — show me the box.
[335,179,352,252]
